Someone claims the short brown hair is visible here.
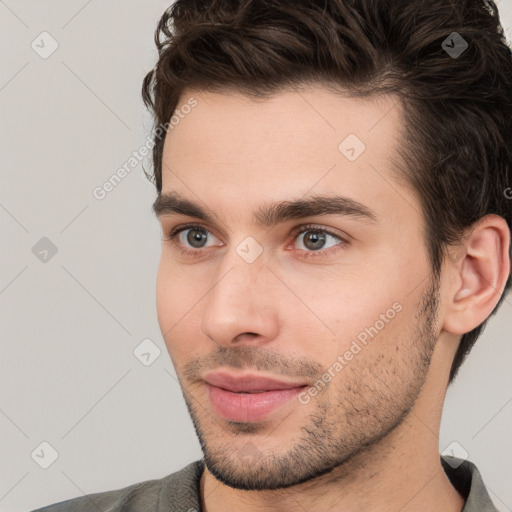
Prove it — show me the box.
[141,0,512,384]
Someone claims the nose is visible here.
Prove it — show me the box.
[200,254,280,348]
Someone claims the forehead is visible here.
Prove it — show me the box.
[159,85,418,229]
[168,84,401,133]
[163,85,402,172]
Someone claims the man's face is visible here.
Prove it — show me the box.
[155,86,442,490]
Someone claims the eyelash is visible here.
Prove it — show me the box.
[164,223,348,259]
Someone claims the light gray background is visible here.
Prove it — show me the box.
[1,1,511,511]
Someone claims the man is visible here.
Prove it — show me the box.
[34,0,511,510]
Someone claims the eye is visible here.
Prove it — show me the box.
[164,222,348,258]
[294,229,338,251]
[165,223,221,256]
[289,224,347,258]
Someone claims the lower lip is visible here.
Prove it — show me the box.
[206,384,306,422]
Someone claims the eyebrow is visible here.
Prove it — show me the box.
[152,191,378,227]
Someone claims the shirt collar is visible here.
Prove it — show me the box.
[171,457,499,511]
[441,456,499,511]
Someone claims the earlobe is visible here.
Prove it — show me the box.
[442,214,510,335]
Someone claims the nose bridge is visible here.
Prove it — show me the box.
[200,246,278,345]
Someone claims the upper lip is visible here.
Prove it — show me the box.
[203,371,308,393]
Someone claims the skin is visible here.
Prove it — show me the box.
[154,85,510,512]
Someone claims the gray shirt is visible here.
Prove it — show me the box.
[31,456,499,511]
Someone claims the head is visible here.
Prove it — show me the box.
[142,0,512,491]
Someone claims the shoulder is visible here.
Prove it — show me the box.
[30,459,205,512]
[30,478,160,512]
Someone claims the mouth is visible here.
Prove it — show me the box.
[202,371,309,422]
[229,390,271,394]
[202,370,309,393]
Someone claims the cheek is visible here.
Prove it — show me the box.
[327,301,403,364]
[156,259,194,339]
[156,258,209,362]
[296,266,410,357]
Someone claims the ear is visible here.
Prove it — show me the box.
[442,214,511,335]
